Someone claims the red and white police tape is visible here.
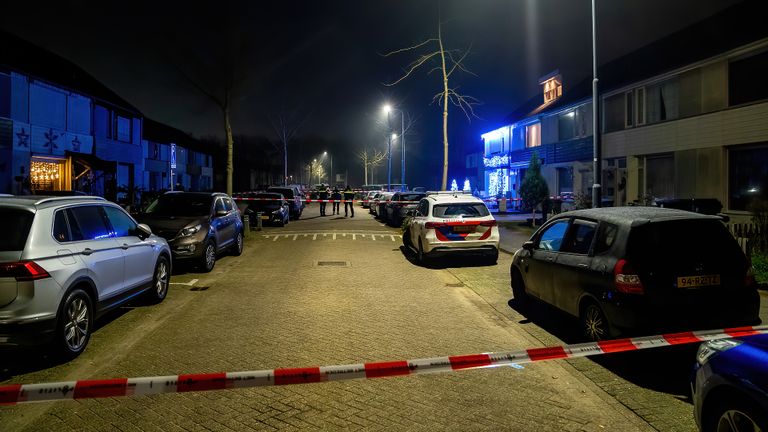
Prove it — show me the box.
[3,325,765,405]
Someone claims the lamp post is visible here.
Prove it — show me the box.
[591,0,602,208]
[323,151,333,185]
[383,104,406,192]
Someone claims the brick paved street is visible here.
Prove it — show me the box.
[1,203,764,431]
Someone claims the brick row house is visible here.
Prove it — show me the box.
[479,1,768,219]
[0,30,214,206]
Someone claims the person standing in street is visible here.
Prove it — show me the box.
[331,187,342,215]
[343,185,355,218]
[319,187,329,216]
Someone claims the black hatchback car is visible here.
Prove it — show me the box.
[138,192,244,272]
[510,207,760,341]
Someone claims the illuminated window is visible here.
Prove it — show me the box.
[526,123,541,148]
[30,158,67,192]
[542,77,563,104]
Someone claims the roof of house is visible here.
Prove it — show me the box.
[505,0,768,125]
[0,30,141,114]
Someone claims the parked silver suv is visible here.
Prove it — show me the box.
[0,196,172,358]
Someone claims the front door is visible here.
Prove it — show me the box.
[553,219,598,315]
[103,205,154,290]
[526,219,570,301]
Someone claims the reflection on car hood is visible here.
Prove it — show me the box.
[138,215,207,232]
[737,333,768,350]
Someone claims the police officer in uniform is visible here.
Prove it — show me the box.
[343,185,355,218]
[319,187,330,216]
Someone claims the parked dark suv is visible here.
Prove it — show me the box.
[266,186,304,219]
[510,207,760,341]
[138,192,244,272]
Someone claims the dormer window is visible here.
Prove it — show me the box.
[539,71,563,105]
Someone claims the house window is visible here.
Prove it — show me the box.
[635,87,646,125]
[116,115,131,142]
[557,167,573,195]
[624,91,634,128]
[542,77,563,104]
[558,111,576,141]
[645,154,674,200]
[603,93,625,133]
[728,144,768,211]
[646,78,679,123]
[729,50,768,106]
[525,123,541,148]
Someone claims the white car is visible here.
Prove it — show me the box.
[362,191,378,209]
[402,192,500,264]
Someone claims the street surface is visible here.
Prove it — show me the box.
[1,204,766,431]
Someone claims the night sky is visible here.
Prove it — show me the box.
[1,0,741,188]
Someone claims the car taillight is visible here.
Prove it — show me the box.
[479,220,497,227]
[0,261,51,281]
[613,259,644,294]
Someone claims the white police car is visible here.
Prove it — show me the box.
[402,192,499,264]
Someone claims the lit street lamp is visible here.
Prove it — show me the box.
[323,151,333,185]
[383,104,406,192]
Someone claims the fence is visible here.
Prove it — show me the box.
[726,222,765,255]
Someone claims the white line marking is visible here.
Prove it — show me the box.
[390,235,395,241]
[343,233,346,237]
[333,233,337,240]
[303,234,308,237]
[313,234,317,240]
[352,234,356,240]
[372,235,376,241]
[293,234,298,241]
[170,278,199,286]
[273,236,279,242]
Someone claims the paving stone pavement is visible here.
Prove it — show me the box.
[1,205,653,431]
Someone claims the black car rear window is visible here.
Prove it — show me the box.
[268,188,294,198]
[400,193,425,202]
[627,219,746,267]
[0,208,34,251]
[145,194,213,217]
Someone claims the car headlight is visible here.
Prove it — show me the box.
[696,339,742,365]
[180,224,202,237]
[272,209,281,215]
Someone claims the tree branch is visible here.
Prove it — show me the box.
[384,51,441,86]
[380,39,438,57]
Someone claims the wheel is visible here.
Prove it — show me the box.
[55,288,93,359]
[278,217,285,227]
[403,228,413,249]
[580,302,610,341]
[705,394,768,432]
[511,270,529,311]
[417,238,428,264]
[199,240,216,272]
[231,232,244,256]
[146,255,170,303]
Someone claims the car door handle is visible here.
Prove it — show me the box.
[546,257,555,262]
[578,263,589,268]
[82,248,93,256]
[121,244,130,250]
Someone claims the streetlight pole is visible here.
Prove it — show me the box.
[400,111,405,191]
[591,0,602,208]
[387,110,392,191]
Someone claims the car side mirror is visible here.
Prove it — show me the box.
[136,223,152,239]
[216,210,229,218]
[522,241,534,251]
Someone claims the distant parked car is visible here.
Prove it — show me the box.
[0,195,171,358]
[510,207,761,341]
[369,192,383,216]
[138,192,243,272]
[361,191,377,209]
[267,186,304,219]
[237,192,290,227]
[385,192,427,226]
[692,334,768,432]
[402,192,499,265]
[375,192,395,220]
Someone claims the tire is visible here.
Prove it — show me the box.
[146,255,170,304]
[55,288,93,359]
[417,238,428,265]
[580,302,610,341]
[199,240,216,273]
[231,232,244,256]
[403,228,412,249]
[704,394,768,432]
[511,270,529,311]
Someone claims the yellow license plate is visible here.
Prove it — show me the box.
[261,216,270,220]
[452,225,475,233]
[677,274,720,288]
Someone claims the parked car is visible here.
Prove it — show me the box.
[369,192,383,216]
[402,192,499,264]
[361,191,377,209]
[385,192,427,226]
[510,207,761,341]
[267,186,304,219]
[375,192,395,220]
[0,195,171,358]
[237,192,290,227]
[138,192,243,272]
[692,334,768,432]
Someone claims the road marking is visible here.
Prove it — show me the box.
[372,235,376,241]
[313,234,317,240]
[390,235,395,241]
[273,236,279,242]
[170,278,199,286]
[293,234,298,241]
[352,234,356,240]
[333,233,337,240]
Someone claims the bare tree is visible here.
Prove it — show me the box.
[358,148,387,185]
[383,15,479,191]
[306,160,326,185]
[269,108,309,186]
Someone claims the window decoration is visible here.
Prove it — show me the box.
[483,155,509,168]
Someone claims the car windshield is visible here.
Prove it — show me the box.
[432,203,490,218]
[0,208,34,251]
[399,193,425,202]
[144,194,212,217]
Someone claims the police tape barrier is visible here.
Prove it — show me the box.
[232,197,567,204]
[1,325,766,405]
